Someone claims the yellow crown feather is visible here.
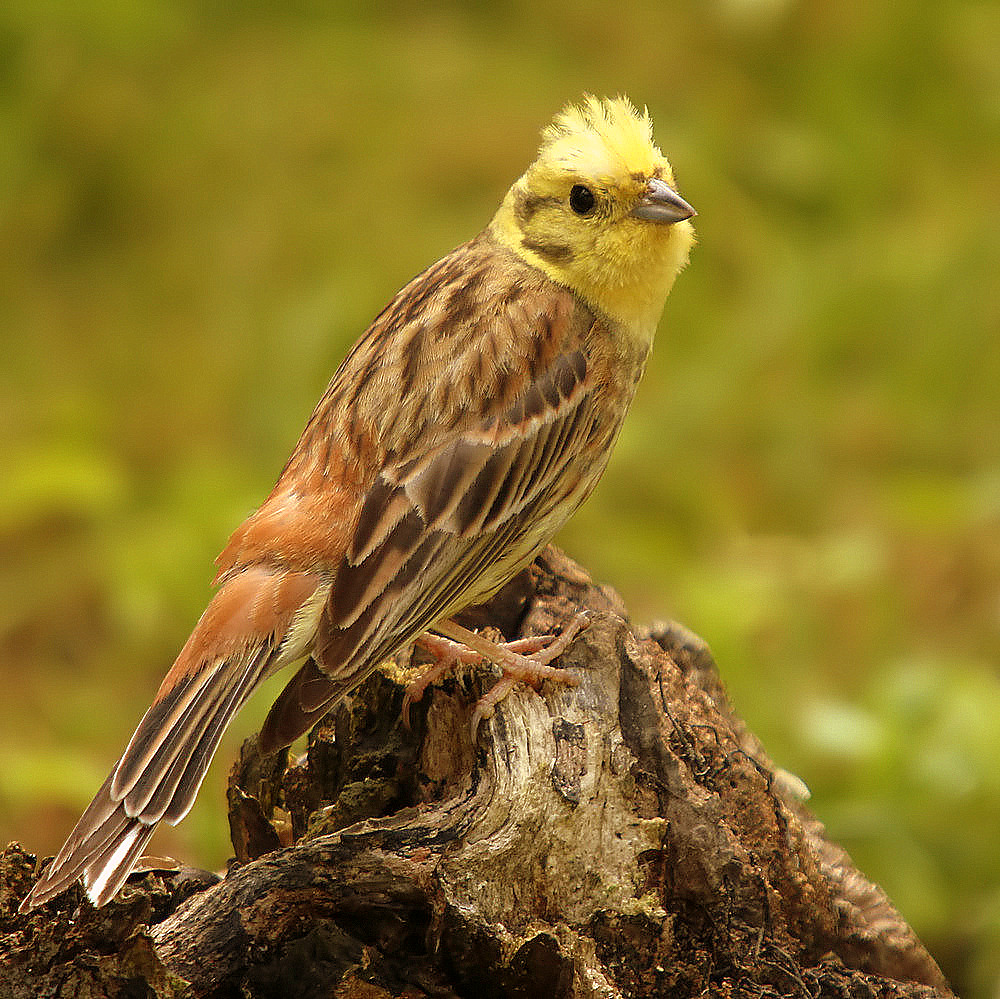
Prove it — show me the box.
[536,96,668,189]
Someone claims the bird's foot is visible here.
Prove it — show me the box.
[413,611,588,738]
[403,631,559,729]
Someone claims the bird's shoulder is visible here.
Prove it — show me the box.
[299,231,601,476]
[215,232,601,581]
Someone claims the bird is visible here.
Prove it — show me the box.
[19,95,695,912]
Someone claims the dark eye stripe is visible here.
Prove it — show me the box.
[521,237,574,263]
[514,190,562,225]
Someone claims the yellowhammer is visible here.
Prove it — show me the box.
[20,95,695,911]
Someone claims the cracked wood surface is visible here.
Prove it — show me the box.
[2,547,952,998]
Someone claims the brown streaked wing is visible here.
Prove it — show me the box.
[326,345,592,627]
[258,489,556,754]
[267,345,609,734]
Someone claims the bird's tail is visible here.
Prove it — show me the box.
[20,568,327,911]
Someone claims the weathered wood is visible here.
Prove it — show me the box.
[1,547,953,997]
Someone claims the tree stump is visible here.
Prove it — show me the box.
[1,547,953,997]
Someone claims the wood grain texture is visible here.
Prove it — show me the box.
[3,548,952,998]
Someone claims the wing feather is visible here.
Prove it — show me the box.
[327,347,592,636]
[261,344,613,749]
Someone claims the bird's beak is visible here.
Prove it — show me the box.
[631,177,696,224]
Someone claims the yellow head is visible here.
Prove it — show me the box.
[491,96,695,340]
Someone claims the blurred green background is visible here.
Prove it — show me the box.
[1,1,998,993]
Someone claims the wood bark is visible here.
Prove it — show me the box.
[1,547,953,998]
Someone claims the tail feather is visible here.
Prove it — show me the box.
[121,646,270,823]
[160,646,271,825]
[110,669,204,801]
[19,569,328,913]
[82,820,156,908]
[18,651,267,913]
[15,772,152,910]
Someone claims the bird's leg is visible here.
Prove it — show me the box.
[425,611,589,737]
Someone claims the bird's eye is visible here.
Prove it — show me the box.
[569,184,596,216]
